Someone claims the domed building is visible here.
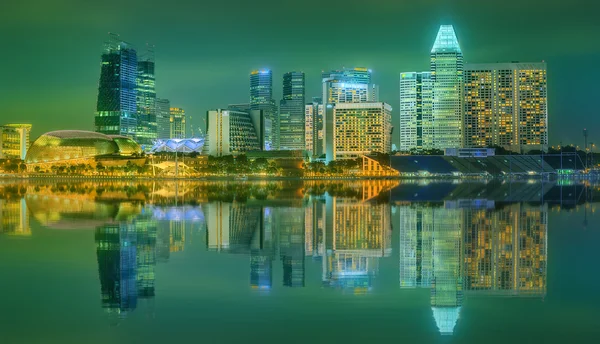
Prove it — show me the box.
[25,130,145,172]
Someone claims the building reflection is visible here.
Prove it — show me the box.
[0,180,557,327]
[319,196,392,293]
[204,182,393,292]
[397,200,548,335]
[0,198,30,236]
[95,213,158,317]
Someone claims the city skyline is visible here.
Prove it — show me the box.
[2,1,598,147]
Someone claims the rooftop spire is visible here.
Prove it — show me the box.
[431,25,462,54]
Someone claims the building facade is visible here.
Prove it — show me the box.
[279,72,306,150]
[322,67,376,105]
[250,69,278,150]
[95,34,138,138]
[464,62,548,152]
[399,72,432,152]
[328,102,392,160]
[305,98,324,157]
[321,68,381,161]
[204,109,261,156]
[170,107,186,139]
[135,58,157,146]
[156,98,171,140]
[0,124,32,160]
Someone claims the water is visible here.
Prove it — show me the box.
[0,180,599,343]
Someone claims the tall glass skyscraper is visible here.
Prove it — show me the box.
[135,53,157,146]
[279,72,305,150]
[400,26,463,151]
[95,34,138,138]
[430,25,463,149]
[250,69,277,150]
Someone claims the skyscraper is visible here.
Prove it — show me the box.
[135,49,157,146]
[399,72,432,152]
[430,25,464,150]
[463,62,548,152]
[95,34,138,138]
[250,69,277,150]
[156,98,171,140]
[170,107,186,139]
[279,72,305,150]
[0,124,31,160]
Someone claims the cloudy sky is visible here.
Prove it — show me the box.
[1,0,598,146]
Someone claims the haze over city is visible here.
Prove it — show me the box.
[1,0,598,146]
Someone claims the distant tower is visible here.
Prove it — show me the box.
[95,33,138,138]
[170,107,186,139]
[279,72,305,150]
[250,69,277,150]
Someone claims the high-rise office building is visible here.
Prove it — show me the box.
[95,34,138,138]
[399,25,463,151]
[399,72,432,152]
[430,25,464,150]
[463,62,548,152]
[250,69,277,150]
[204,109,263,156]
[156,98,171,140]
[0,124,31,160]
[327,102,393,161]
[279,72,305,150]
[170,107,186,139]
[135,53,157,146]
[305,98,324,157]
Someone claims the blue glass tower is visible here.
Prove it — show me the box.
[95,34,138,138]
[250,69,277,150]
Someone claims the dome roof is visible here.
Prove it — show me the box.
[25,130,141,164]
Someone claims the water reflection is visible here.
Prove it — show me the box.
[0,180,597,335]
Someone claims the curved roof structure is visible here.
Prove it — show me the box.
[108,135,143,156]
[150,138,204,153]
[25,130,141,164]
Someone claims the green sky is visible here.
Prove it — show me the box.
[1,0,598,146]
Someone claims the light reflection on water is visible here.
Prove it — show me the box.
[0,180,598,342]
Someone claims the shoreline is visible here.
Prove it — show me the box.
[0,174,581,182]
